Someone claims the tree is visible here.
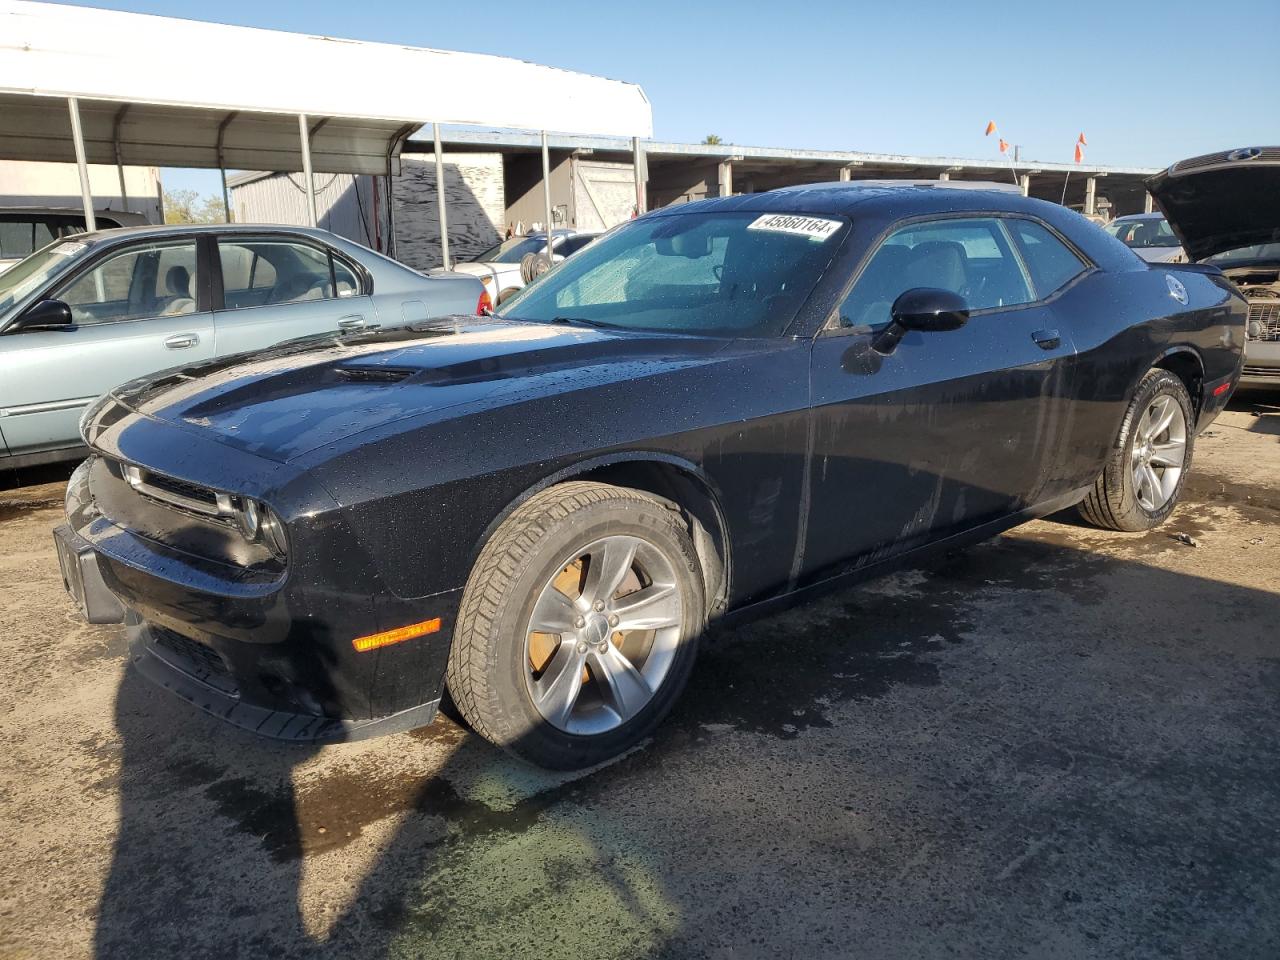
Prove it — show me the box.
[702,135,723,145]
[162,188,227,224]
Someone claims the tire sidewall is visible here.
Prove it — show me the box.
[486,496,704,769]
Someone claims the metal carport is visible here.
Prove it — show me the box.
[0,0,652,266]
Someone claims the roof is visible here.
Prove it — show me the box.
[65,222,355,246]
[423,128,1162,178]
[0,1,652,175]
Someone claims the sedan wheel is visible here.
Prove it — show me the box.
[447,481,704,769]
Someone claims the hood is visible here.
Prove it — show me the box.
[1147,147,1280,262]
[109,317,717,464]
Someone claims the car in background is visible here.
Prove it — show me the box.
[55,182,1242,769]
[1103,212,1186,263]
[0,223,485,469]
[440,229,599,302]
[1147,146,1280,389]
[0,207,150,274]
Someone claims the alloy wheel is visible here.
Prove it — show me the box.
[524,535,684,735]
[1131,393,1187,511]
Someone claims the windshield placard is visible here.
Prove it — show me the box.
[747,214,842,242]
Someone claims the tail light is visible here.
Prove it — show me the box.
[477,288,493,315]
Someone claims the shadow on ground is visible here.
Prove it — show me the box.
[93,484,1280,960]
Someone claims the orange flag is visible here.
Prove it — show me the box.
[985,120,998,136]
[1077,132,1088,146]
[1074,142,1085,163]
[998,138,1010,154]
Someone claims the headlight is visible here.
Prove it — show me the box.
[231,497,288,560]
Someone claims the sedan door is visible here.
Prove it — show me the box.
[0,236,213,457]
[212,236,376,355]
[802,215,1080,580]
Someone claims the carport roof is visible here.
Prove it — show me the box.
[0,1,653,176]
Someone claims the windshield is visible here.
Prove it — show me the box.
[472,236,551,264]
[1206,242,1280,265]
[1104,217,1180,249]
[497,211,848,337]
[0,238,89,318]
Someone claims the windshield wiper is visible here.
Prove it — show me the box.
[549,315,614,329]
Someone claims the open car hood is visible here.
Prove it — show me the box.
[1146,147,1280,262]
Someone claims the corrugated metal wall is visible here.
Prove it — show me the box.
[230,152,504,271]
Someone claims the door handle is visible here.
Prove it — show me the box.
[164,333,199,349]
[337,315,365,331]
[1032,329,1061,350]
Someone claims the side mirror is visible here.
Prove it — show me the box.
[9,298,74,333]
[890,287,969,332]
[872,288,968,355]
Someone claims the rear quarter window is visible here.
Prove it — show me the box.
[1009,220,1088,298]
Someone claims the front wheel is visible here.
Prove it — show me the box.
[446,481,705,769]
[1078,368,1194,532]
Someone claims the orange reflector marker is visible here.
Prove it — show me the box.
[352,617,441,653]
[1213,381,1231,397]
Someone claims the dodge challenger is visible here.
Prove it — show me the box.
[56,182,1245,769]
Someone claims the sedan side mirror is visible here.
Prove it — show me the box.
[873,288,969,355]
[9,298,74,333]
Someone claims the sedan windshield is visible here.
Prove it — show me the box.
[1104,218,1180,249]
[1206,242,1280,265]
[497,211,848,337]
[472,236,551,264]
[0,238,89,318]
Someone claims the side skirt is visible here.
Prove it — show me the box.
[717,485,1091,630]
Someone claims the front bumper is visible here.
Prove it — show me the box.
[55,457,462,743]
[127,615,440,742]
[1240,338,1280,388]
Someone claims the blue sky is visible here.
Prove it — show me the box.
[57,0,1280,198]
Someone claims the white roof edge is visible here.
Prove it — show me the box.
[0,1,652,138]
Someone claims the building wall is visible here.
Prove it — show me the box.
[230,152,504,271]
[392,152,504,271]
[0,159,163,222]
[503,152,574,233]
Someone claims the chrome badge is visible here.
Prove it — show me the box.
[1166,274,1188,305]
[1227,146,1263,162]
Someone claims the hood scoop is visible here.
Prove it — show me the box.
[336,366,416,384]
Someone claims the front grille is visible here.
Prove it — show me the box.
[1247,298,1280,341]
[1170,147,1280,174]
[152,627,240,698]
[1242,365,1280,379]
[144,472,221,508]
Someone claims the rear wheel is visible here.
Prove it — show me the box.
[446,481,704,769]
[1078,369,1194,531]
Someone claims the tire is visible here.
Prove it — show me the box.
[1078,368,1195,531]
[496,286,522,307]
[446,481,705,769]
[519,252,552,285]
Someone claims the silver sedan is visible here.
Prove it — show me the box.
[0,224,484,469]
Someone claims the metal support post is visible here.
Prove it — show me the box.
[298,113,318,227]
[433,123,450,271]
[67,98,96,231]
[541,131,554,261]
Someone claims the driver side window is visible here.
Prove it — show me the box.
[838,217,1032,328]
[57,241,199,325]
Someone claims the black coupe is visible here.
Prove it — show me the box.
[57,183,1245,768]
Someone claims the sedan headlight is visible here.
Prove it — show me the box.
[231,497,288,560]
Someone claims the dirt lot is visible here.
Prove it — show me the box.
[1,398,1278,960]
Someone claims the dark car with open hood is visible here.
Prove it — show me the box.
[55,182,1245,769]
[1147,146,1280,389]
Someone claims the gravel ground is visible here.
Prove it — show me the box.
[1,398,1277,960]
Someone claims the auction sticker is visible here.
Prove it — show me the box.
[747,214,842,241]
